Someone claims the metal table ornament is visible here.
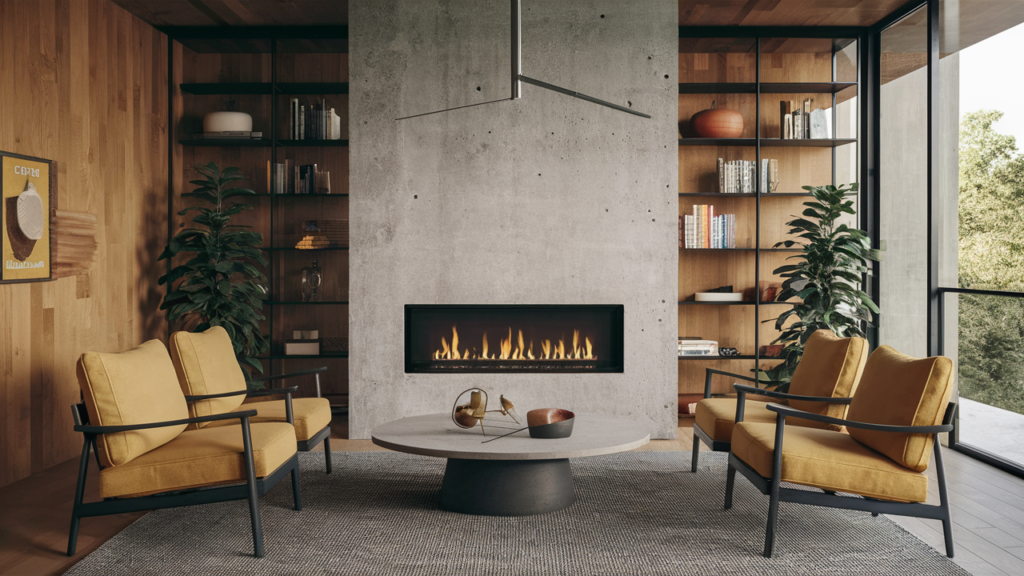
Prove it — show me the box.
[451,388,521,435]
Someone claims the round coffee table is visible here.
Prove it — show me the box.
[371,413,650,516]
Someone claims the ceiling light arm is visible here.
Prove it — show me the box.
[519,75,651,118]
[511,0,521,100]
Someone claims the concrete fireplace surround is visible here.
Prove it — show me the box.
[349,0,678,439]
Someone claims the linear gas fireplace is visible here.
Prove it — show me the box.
[405,305,624,373]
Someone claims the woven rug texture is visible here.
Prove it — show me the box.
[64,451,968,576]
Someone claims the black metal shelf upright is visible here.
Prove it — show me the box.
[165,26,350,390]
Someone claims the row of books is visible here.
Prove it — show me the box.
[780,99,830,140]
[267,160,332,195]
[289,98,343,141]
[680,206,737,249]
[716,159,779,194]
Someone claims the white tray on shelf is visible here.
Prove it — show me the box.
[695,292,744,302]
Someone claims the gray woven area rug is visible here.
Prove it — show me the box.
[65,451,967,576]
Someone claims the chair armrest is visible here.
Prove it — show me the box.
[246,385,299,398]
[704,368,786,399]
[184,390,249,402]
[73,409,258,434]
[253,366,327,382]
[765,403,954,433]
[733,384,852,405]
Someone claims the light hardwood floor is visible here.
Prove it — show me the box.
[2,417,1022,576]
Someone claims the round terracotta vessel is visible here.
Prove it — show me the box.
[689,102,744,138]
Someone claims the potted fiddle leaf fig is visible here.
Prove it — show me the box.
[759,183,881,388]
[158,162,268,385]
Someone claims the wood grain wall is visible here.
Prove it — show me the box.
[0,0,167,489]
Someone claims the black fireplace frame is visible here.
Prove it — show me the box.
[404,304,624,374]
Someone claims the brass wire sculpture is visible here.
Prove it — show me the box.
[451,388,521,435]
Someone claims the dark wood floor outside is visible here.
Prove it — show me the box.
[1,417,1022,576]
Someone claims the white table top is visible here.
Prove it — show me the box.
[371,413,651,461]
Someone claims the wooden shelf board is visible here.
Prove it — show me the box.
[678,355,756,361]
[677,82,855,95]
[277,139,349,147]
[680,248,803,252]
[263,301,350,305]
[178,138,271,147]
[679,192,846,197]
[677,301,797,306]
[181,192,349,197]
[261,246,349,251]
[180,82,348,95]
[678,138,856,148]
[259,353,350,360]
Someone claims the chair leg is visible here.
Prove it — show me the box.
[323,436,333,474]
[67,438,92,557]
[934,436,955,558]
[241,419,265,558]
[763,488,780,558]
[691,432,700,473]
[724,462,736,510]
[290,466,303,511]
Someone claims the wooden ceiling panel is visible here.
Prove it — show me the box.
[110,0,349,27]
[678,0,910,27]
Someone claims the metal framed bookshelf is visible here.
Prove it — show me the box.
[677,31,861,394]
[166,25,351,414]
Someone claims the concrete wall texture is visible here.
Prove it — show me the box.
[348,0,679,439]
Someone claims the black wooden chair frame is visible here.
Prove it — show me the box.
[252,366,334,474]
[691,368,845,472]
[723,384,957,559]
[68,389,304,559]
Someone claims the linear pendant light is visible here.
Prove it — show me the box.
[397,0,650,120]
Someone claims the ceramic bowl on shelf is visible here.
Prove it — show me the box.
[695,292,744,302]
[203,111,253,133]
[688,102,744,138]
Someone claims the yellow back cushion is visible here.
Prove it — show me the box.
[786,330,868,425]
[169,326,247,426]
[846,346,954,472]
[77,340,188,467]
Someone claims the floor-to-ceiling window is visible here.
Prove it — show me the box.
[938,1,1024,473]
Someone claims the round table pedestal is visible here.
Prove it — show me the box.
[439,458,575,516]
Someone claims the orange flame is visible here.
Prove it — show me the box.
[435,326,596,361]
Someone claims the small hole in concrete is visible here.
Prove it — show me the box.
[538,173,541,176]
[652,219,656,222]
[414,195,418,199]
[664,74,669,79]
[627,101,632,107]
[600,14,605,18]
[476,86,481,91]
[648,56,652,60]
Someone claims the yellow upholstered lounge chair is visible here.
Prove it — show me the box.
[724,345,957,558]
[169,327,335,473]
[68,339,302,558]
[691,330,868,472]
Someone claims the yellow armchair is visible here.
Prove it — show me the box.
[68,339,302,559]
[691,329,868,472]
[724,345,956,558]
[170,327,335,473]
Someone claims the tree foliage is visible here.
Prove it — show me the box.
[158,162,268,386]
[957,111,1024,414]
[758,183,880,388]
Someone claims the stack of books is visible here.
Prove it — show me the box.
[681,205,736,249]
[295,234,330,250]
[194,131,263,140]
[716,158,779,193]
[290,98,342,141]
[780,99,830,140]
[267,161,331,194]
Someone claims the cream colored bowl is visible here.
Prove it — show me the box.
[16,183,44,240]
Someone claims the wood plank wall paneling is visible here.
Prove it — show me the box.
[0,0,167,489]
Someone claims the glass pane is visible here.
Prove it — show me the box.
[879,7,929,359]
[953,293,1024,467]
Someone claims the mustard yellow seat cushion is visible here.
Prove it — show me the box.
[204,397,332,442]
[170,327,247,426]
[695,398,777,442]
[846,346,954,472]
[732,420,928,503]
[98,422,297,499]
[786,330,867,426]
[77,340,189,468]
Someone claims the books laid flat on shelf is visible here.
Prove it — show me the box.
[290,98,343,141]
[678,339,719,357]
[304,219,348,246]
[194,131,263,139]
[295,234,330,250]
[681,205,736,249]
[285,340,320,356]
[716,159,778,193]
[322,336,348,353]
[759,344,784,357]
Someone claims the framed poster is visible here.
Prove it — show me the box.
[1,152,54,283]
